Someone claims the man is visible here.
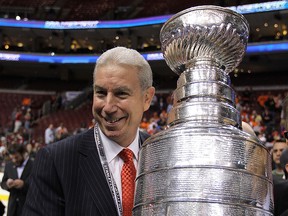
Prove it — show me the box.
[273,146,288,216]
[272,139,287,180]
[1,144,33,216]
[22,47,155,216]
[44,124,55,144]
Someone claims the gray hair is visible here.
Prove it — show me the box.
[93,47,153,91]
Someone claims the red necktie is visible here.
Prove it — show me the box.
[119,149,136,216]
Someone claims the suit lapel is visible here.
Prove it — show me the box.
[20,159,32,179]
[139,131,150,145]
[78,128,118,215]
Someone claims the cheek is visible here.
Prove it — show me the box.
[131,103,147,121]
[92,97,102,109]
[92,101,101,117]
[130,98,145,111]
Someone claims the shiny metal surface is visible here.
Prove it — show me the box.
[160,6,249,75]
[167,100,241,126]
[134,5,273,216]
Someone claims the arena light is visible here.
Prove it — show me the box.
[229,0,288,14]
[247,41,288,53]
[0,41,288,63]
[0,1,287,29]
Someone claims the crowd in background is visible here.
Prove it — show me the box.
[140,89,288,149]
[0,88,287,171]
[236,88,287,148]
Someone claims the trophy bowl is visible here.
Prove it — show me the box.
[160,5,249,75]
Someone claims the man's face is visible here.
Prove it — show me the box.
[9,152,24,167]
[92,64,154,147]
[273,142,287,165]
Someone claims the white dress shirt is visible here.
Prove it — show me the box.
[17,156,29,178]
[99,128,140,202]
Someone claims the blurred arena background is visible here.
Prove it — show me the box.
[0,0,288,214]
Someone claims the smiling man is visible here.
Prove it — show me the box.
[93,60,154,147]
[22,47,155,216]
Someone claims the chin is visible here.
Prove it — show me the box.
[104,129,123,139]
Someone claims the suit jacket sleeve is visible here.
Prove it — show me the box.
[1,163,11,191]
[22,147,65,216]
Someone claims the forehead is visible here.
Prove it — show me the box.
[9,152,22,159]
[95,64,138,76]
[94,64,140,88]
[273,142,287,150]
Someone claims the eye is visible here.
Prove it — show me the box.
[95,90,106,97]
[116,91,130,99]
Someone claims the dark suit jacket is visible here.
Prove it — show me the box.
[273,178,288,216]
[1,158,33,216]
[22,128,149,216]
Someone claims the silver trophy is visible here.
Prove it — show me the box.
[134,5,273,216]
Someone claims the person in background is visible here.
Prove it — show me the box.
[1,144,33,216]
[44,124,54,145]
[13,108,22,133]
[139,117,149,132]
[22,47,155,216]
[272,139,288,180]
[273,146,288,216]
[23,108,32,130]
[25,143,37,161]
[55,123,69,141]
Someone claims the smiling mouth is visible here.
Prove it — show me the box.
[104,116,126,124]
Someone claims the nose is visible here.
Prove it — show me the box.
[102,94,118,113]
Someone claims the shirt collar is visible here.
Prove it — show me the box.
[16,156,29,168]
[99,128,140,163]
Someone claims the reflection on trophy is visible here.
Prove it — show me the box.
[134,5,273,216]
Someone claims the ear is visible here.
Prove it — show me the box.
[143,87,155,112]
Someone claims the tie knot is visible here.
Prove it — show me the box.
[119,149,134,163]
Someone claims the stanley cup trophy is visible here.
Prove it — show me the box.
[133,5,273,216]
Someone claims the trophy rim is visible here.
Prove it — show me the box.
[161,5,249,36]
[159,5,249,75]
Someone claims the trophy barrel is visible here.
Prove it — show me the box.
[134,123,273,215]
[134,5,273,216]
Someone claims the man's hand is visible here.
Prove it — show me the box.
[6,178,14,188]
[13,179,24,189]
[6,178,24,189]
